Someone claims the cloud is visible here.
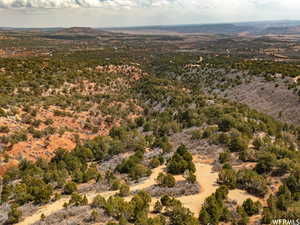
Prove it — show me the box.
[0,0,179,8]
[0,0,299,27]
[0,0,298,11]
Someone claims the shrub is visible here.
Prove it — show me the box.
[129,164,151,180]
[83,167,99,182]
[252,137,264,150]
[68,192,88,206]
[116,150,151,180]
[239,149,256,162]
[199,208,210,225]
[64,181,77,195]
[202,126,218,138]
[157,173,176,188]
[169,205,198,225]
[90,210,99,222]
[111,179,122,190]
[218,115,235,132]
[242,199,261,216]
[254,152,276,174]
[219,152,231,164]
[44,118,54,125]
[199,186,230,225]
[23,177,53,204]
[218,168,237,189]
[190,129,203,140]
[237,169,268,197]
[167,145,195,175]
[237,206,249,225]
[150,157,161,168]
[185,171,196,184]
[0,126,9,133]
[92,195,106,208]
[153,200,163,213]
[119,184,130,197]
[116,150,144,174]
[228,136,248,152]
[5,205,22,224]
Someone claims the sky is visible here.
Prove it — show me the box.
[0,0,300,27]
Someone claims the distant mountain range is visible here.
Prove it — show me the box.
[2,20,300,35]
[104,20,300,35]
[260,25,300,35]
[110,24,255,34]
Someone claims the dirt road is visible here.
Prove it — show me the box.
[16,160,258,224]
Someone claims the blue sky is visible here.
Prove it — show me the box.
[0,0,300,27]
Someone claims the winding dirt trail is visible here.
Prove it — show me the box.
[175,163,259,216]
[16,166,164,225]
[176,163,219,216]
[16,160,259,224]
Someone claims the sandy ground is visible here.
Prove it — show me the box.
[16,160,259,225]
[16,166,164,225]
[228,189,259,205]
[171,163,259,216]
[176,163,219,216]
[150,163,258,216]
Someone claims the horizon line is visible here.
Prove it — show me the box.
[1,19,300,29]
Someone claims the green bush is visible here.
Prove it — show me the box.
[167,145,195,175]
[242,198,261,216]
[68,192,88,206]
[119,184,130,197]
[185,171,196,184]
[218,168,237,189]
[0,126,9,133]
[237,169,268,197]
[228,135,248,152]
[5,205,22,224]
[157,173,176,188]
[116,150,151,180]
[150,157,161,168]
[199,186,230,224]
[64,181,77,195]
[91,195,106,208]
[219,152,231,164]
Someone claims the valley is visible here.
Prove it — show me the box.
[0,24,299,225]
